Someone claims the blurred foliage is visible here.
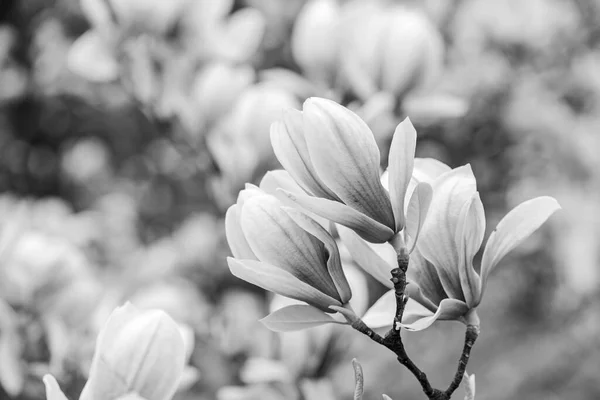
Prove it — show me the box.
[0,0,599,400]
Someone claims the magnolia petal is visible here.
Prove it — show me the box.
[241,195,339,298]
[228,258,341,311]
[284,208,352,303]
[302,98,395,227]
[280,189,394,243]
[417,165,477,301]
[260,304,345,332]
[456,194,484,307]
[219,8,265,62]
[43,375,69,400]
[405,182,433,253]
[406,249,448,307]
[260,170,304,196]
[67,30,119,82]
[337,225,394,288]
[271,113,337,199]
[361,289,395,329]
[413,158,451,182]
[480,196,561,288]
[225,205,257,260]
[388,118,417,231]
[400,298,469,331]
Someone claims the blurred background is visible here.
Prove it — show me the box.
[0,0,599,399]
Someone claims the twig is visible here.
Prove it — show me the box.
[445,325,479,397]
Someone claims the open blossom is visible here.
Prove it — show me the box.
[347,160,560,330]
[43,303,186,400]
[270,97,428,243]
[225,184,352,327]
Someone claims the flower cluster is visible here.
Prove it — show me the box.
[226,97,560,332]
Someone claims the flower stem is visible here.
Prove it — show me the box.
[444,324,479,397]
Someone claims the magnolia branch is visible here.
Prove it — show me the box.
[350,250,480,400]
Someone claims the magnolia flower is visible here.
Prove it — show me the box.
[271,97,429,243]
[225,184,353,330]
[43,303,186,400]
[350,160,560,330]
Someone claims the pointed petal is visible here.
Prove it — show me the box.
[302,98,395,228]
[228,258,341,311]
[271,112,338,199]
[225,205,257,260]
[241,195,339,299]
[67,31,119,82]
[400,298,469,331]
[259,170,304,196]
[456,194,484,307]
[405,182,433,253]
[361,290,395,329]
[43,375,69,400]
[284,208,352,303]
[260,305,345,332]
[406,249,448,306]
[280,189,395,243]
[337,225,393,288]
[388,118,417,231]
[417,165,477,301]
[413,158,451,182]
[480,196,561,287]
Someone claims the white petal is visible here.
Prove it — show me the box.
[218,8,265,62]
[405,182,432,253]
[260,305,345,332]
[302,98,395,228]
[388,118,417,231]
[480,196,561,288]
[362,290,395,329]
[43,375,69,400]
[337,225,393,288]
[225,205,257,260]
[413,158,451,182]
[228,258,341,311]
[456,194,484,307]
[417,165,477,301]
[400,298,469,331]
[68,31,118,82]
[280,188,395,243]
[284,208,352,303]
[406,249,447,306]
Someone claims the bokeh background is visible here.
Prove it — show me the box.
[0,0,599,399]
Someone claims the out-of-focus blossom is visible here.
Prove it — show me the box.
[271,97,431,243]
[226,185,352,329]
[351,161,560,330]
[180,0,266,63]
[44,303,186,400]
[209,83,299,205]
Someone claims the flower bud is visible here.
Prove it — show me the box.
[79,303,186,400]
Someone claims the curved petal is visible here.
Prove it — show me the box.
[271,112,338,199]
[228,258,341,311]
[413,158,451,182]
[43,375,69,400]
[225,205,257,260]
[284,208,352,303]
[259,170,304,196]
[362,289,395,328]
[388,118,416,231]
[260,305,345,332]
[241,195,339,299]
[302,98,395,228]
[280,189,395,243]
[67,30,119,82]
[456,194,484,307]
[406,249,447,306]
[404,182,432,253]
[337,225,393,288]
[417,165,477,301]
[400,298,469,331]
[480,196,561,288]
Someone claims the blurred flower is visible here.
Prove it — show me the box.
[81,303,185,400]
[353,161,560,330]
[226,185,352,329]
[209,83,298,205]
[271,97,430,243]
[339,2,443,100]
[180,0,266,63]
